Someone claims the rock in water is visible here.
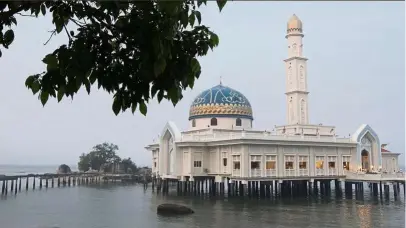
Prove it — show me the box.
[157,204,194,215]
[57,164,71,174]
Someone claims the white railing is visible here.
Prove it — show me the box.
[250,169,262,177]
[315,169,324,176]
[180,130,353,143]
[299,169,309,176]
[232,169,241,177]
[265,169,277,177]
[345,171,406,181]
[285,169,295,177]
[328,169,337,176]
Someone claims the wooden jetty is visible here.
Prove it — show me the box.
[151,172,406,201]
[0,172,150,196]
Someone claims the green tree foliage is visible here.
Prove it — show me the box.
[77,142,122,172]
[121,157,138,174]
[0,0,227,115]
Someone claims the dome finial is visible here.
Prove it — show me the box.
[287,14,303,32]
[220,76,223,86]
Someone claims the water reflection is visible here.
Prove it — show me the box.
[0,185,404,228]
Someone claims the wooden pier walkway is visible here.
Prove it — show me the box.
[0,173,149,196]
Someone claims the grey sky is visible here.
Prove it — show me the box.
[0,2,404,167]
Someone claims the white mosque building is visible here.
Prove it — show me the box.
[145,15,400,182]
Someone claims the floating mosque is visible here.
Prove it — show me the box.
[145,15,401,183]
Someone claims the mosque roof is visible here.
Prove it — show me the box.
[189,84,253,120]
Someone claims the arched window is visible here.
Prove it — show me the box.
[236,118,242,126]
[192,119,196,127]
[210,118,217,126]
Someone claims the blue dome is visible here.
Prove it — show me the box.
[189,84,253,120]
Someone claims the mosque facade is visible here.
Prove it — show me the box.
[145,15,400,182]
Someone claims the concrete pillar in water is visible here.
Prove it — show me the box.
[18,177,22,192]
[393,182,398,200]
[2,180,5,195]
[190,176,196,195]
[372,183,378,197]
[26,177,29,190]
[308,179,314,197]
[10,179,14,192]
[227,178,231,196]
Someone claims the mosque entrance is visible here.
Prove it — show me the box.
[361,150,370,172]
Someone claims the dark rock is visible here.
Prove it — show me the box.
[57,164,71,174]
[157,204,194,215]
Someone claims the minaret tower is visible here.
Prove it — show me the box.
[285,14,309,125]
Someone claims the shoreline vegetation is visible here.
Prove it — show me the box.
[76,142,151,176]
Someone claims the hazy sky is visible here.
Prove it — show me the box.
[0,2,404,167]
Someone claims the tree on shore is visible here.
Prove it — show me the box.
[78,142,139,174]
[0,0,227,116]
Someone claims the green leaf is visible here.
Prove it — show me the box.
[25,76,35,87]
[88,70,97,84]
[195,11,202,25]
[31,81,40,94]
[42,54,58,71]
[131,102,137,114]
[189,12,196,27]
[112,96,121,116]
[209,32,219,48]
[197,0,207,7]
[55,18,63,33]
[84,80,91,94]
[40,91,49,106]
[41,4,46,16]
[150,84,158,98]
[139,101,147,116]
[180,10,188,28]
[10,16,17,26]
[157,91,164,103]
[57,86,65,102]
[153,58,166,77]
[216,0,227,12]
[191,58,200,73]
[3,30,14,46]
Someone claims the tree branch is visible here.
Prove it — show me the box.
[64,25,72,41]
[44,29,56,45]
[17,12,35,17]
[70,18,85,27]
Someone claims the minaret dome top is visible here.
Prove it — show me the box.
[287,14,303,33]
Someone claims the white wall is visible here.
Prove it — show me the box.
[189,117,252,130]
[382,154,399,172]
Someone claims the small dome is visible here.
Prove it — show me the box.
[189,84,253,120]
[287,14,302,31]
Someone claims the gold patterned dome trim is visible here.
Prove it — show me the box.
[189,103,253,120]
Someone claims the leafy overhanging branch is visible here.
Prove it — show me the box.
[0,0,227,116]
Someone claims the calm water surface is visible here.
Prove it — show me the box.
[0,165,404,228]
